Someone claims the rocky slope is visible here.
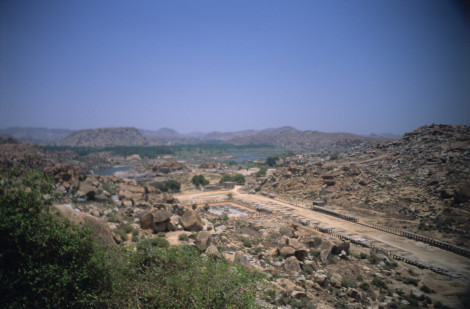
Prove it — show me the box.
[258,124,470,247]
[59,127,150,147]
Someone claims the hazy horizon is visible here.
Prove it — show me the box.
[1,0,469,135]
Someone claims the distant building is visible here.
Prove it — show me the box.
[203,184,222,191]
[223,182,236,189]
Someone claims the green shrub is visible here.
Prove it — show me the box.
[158,232,166,237]
[178,233,189,241]
[220,174,245,185]
[240,237,252,248]
[256,167,267,177]
[203,203,210,211]
[121,224,134,234]
[151,180,181,193]
[420,284,434,293]
[0,169,110,308]
[131,235,140,242]
[151,237,170,248]
[360,252,368,259]
[341,278,357,288]
[359,282,370,291]
[372,275,387,289]
[402,277,419,286]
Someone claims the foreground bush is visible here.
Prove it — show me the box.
[105,240,264,308]
[0,169,110,308]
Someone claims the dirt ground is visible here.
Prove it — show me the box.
[174,186,470,282]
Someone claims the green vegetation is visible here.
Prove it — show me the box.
[256,167,267,177]
[203,203,210,211]
[44,145,174,158]
[1,169,264,308]
[0,169,110,308]
[219,173,246,185]
[341,278,357,288]
[371,275,387,289]
[265,156,279,167]
[151,179,181,193]
[178,233,189,241]
[191,175,210,188]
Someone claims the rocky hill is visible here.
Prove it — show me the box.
[229,127,387,149]
[59,127,150,147]
[258,124,470,247]
[0,127,73,144]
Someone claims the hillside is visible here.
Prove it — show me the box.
[59,127,150,147]
[258,124,470,247]
[0,127,73,144]
[229,127,389,150]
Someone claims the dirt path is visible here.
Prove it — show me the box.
[175,187,470,281]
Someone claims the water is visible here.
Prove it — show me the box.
[94,165,134,176]
[229,151,267,163]
[207,204,254,217]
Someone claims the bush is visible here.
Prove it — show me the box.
[341,278,357,288]
[0,169,110,308]
[178,233,189,241]
[360,252,368,259]
[106,242,264,308]
[151,179,181,193]
[220,174,245,185]
[192,175,209,188]
[265,156,278,167]
[359,282,370,291]
[420,285,434,294]
[151,237,170,248]
[256,167,267,177]
[372,275,387,289]
[402,277,419,286]
[203,203,210,211]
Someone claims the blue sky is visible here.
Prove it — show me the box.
[1,0,469,134]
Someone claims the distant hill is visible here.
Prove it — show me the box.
[59,127,149,147]
[140,128,182,137]
[4,126,398,148]
[0,127,73,144]
[227,127,390,150]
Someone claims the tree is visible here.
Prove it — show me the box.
[220,174,245,185]
[232,174,245,185]
[165,179,181,192]
[256,167,267,177]
[0,169,110,308]
[192,175,209,188]
[265,156,278,167]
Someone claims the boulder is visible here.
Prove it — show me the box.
[330,273,342,288]
[181,209,204,231]
[205,245,219,258]
[153,222,168,233]
[288,238,308,260]
[279,225,294,238]
[53,204,116,246]
[279,246,296,258]
[284,256,301,273]
[139,209,155,230]
[153,210,172,223]
[320,249,332,264]
[234,251,250,266]
[196,231,212,250]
